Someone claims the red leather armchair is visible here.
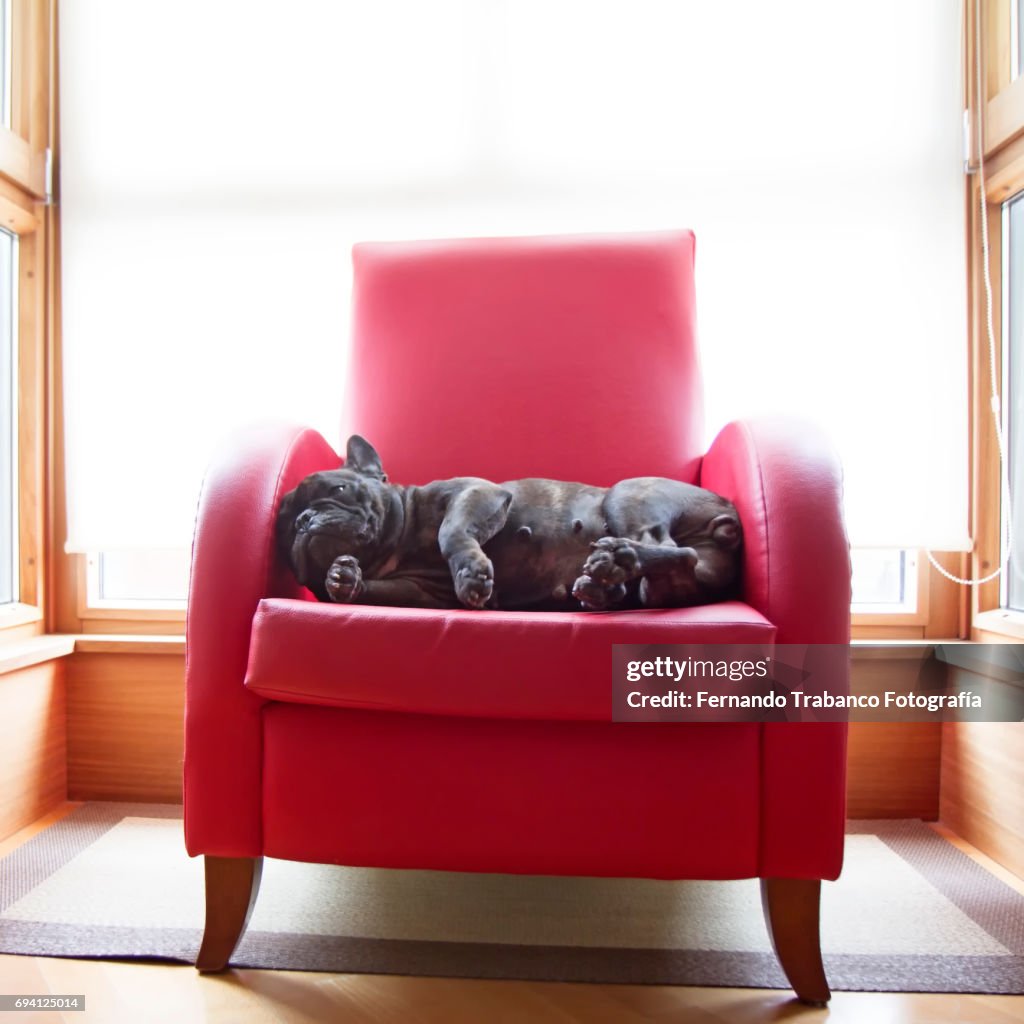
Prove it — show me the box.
[184,231,850,1003]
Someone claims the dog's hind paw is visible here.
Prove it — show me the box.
[572,574,626,610]
[582,538,640,586]
[326,555,363,603]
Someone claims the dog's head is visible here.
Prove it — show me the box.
[277,435,392,596]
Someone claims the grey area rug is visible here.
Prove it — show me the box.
[0,804,1022,993]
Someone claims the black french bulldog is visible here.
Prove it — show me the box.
[277,436,742,611]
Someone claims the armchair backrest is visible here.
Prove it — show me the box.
[342,231,704,485]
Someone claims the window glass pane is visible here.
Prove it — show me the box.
[0,228,16,606]
[1005,196,1024,611]
[94,549,189,604]
[851,549,908,606]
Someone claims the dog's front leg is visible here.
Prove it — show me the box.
[324,555,453,608]
[325,555,364,602]
[438,483,513,609]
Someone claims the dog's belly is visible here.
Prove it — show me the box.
[485,483,608,610]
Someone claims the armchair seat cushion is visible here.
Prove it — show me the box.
[244,597,776,722]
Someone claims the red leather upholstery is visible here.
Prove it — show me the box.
[342,231,704,485]
[245,598,775,721]
[701,417,851,878]
[700,417,851,647]
[262,706,762,878]
[185,231,850,889]
[184,423,339,856]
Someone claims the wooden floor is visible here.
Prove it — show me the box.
[1,957,1023,1024]
[0,809,1023,1023]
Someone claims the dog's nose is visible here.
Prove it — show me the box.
[296,509,316,530]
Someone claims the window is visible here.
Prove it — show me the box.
[0,0,52,634]
[0,228,15,606]
[88,549,189,606]
[851,549,917,612]
[966,0,1024,638]
[59,2,968,582]
[1003,196,1024,613]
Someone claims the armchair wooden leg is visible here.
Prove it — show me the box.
[196,855,263,973]
[760,877,831,1006]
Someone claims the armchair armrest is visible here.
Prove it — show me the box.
[700,416,850,645]
[184,422,339,856]
[701,416,851,879]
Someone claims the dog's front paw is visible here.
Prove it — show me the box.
[582,538,639,586]
[453,554,495,609]
[325,555,363,603]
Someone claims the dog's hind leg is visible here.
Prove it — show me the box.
[573,538,699,609]
[636,560,701,608]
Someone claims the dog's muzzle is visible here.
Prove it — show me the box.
[289,503,380,584]
[299,501,378,543]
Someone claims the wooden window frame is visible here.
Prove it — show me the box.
[70,553,186,635]
[967,0,1024,640]
[851,551,964,641]
[0,0,51,643]
[0,0,48,199]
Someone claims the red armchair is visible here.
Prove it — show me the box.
[184,231,850,1003]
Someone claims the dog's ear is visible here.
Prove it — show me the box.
[709,513,742,551]
[345,435,387,481]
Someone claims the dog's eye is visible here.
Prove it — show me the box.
[334,484,347,494]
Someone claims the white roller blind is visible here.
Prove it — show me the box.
[60,0,968,551]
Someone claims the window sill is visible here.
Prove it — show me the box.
[0,634,76,675]
[849,640,943,656]
[0,603,45,633]
[0,633,185,677]
[80,603,185,620]
[851,611,928,627]
[72,634,185,655]
[972,608,1024,641]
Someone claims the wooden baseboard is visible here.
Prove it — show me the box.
[0,662,67,840]
[846,721,941,819]
[66,652,184,803]
[940,721,1024,879]
[0,801,82,857]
